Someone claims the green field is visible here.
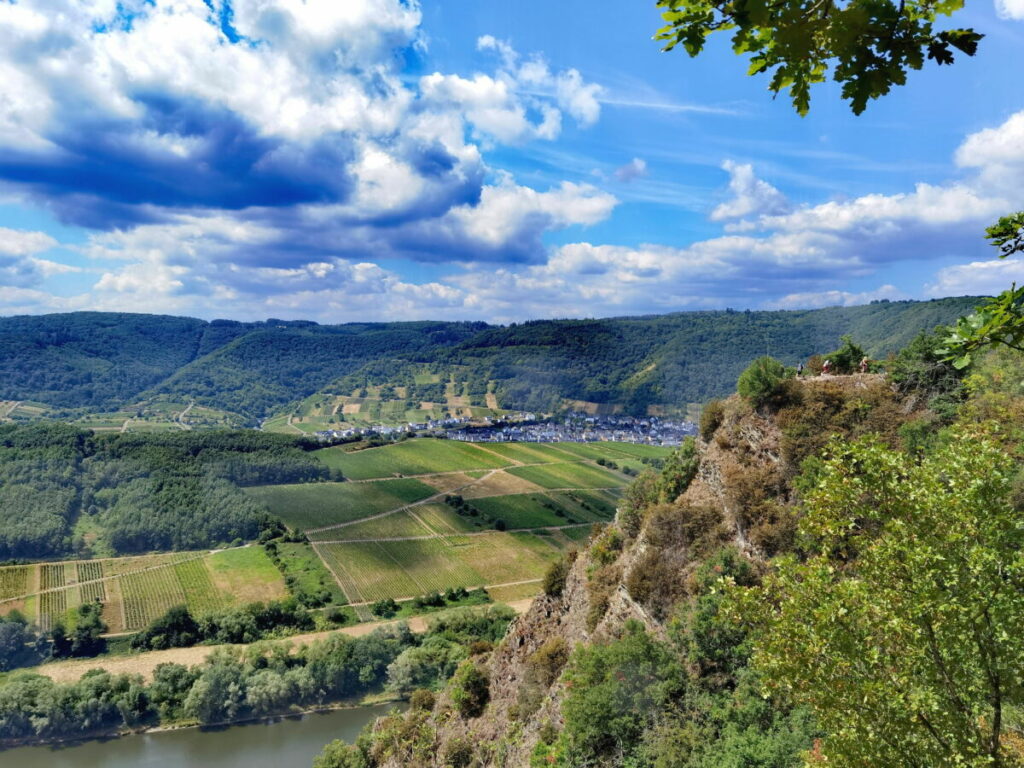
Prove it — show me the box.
[244,479,435,530]
[506,461,625,489]
[274,542,348,606]
[472,442,577,464]
[469,494,570,528]
[315,529,559,603]
[0,548,287,634]
[310,510,435,541]
[315,439,510,480]
[551,442,673,462]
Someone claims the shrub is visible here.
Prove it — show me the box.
[371,598,399,618]
[823,334,866,374]
[516,636,570,718]
[700,399,725,441]
[737,356,789,407]
[444,737,475,767]
[542,557,570,597]
[409,688,436,711]
[450,661,489,718]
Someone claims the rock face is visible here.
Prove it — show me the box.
[381,374,913,767]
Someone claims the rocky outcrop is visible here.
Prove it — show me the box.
[383,374,916,767]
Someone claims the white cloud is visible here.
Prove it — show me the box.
[766,285,908,310]
[711,161,790,222]
[926,258,1024,297]
[0,227,57,256]
[995,0,1024,19]
[613,158,648,183]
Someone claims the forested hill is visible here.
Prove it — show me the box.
[0,298,981,419]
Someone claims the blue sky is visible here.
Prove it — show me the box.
[1,0,1023,322]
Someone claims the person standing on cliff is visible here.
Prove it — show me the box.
[797,361,804,377]
[859,356,869,374]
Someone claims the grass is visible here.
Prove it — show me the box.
[205,547,287,605]
[275,542,348,606]
[506,462,625,490]
[244,478,435,530]
[314,439,510,480]
[487,581,542,603]
[469,494,568,529]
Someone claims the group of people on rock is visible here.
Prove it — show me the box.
[796,356,870,377]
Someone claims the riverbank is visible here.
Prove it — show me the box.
[31,598,533,684]
[1,700,399,768]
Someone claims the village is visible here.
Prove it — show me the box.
[314,411,695,447]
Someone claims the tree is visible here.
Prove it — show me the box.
[943,214,1024,369]
[656,0,983,115]
[449,661,490,718]
[734,431,1024,767]
[736,355,788,407]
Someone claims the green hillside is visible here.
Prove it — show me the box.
[0,298,982,422]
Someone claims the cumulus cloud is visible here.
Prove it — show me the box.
[0,0,608,270]
[711,161,790,222]
[926,258,1024,297]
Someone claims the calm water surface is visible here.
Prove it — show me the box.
[2,702,396,768]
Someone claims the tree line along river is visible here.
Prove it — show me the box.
[2,702,392,768]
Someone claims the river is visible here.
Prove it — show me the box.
[2,702,396,768]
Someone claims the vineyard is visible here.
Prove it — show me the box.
[245,478,436,530]
[0,548,286,633]
[506,461,624,489]
[314,439,509,480]
[0,567,28,600]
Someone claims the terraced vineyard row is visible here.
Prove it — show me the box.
[316,530,560,603]
[0,548,285,633]
[0,567,28,600]
[121,567,188,630]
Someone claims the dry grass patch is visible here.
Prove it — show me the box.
[462,470,545,499]
[420,472,479,494]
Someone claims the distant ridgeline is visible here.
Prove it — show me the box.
[0,298,981,424]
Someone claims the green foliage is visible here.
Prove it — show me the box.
[890,328,967,421]
[737,356,788,407]
[540,621,686,766]
[822,334,865,374]
[130,600,314,651]
[658,437,700,502]
[700,398,725,441]
[736,431,1024,766]
[515,637,570,719]
[542,556,570,597]
[450,660,490,718]
[656,0,982,115]
[0,606,509,745]
[386,636,467,696]
[0,425,328,557]
[943,212,1024,369]
[0,301,980,422]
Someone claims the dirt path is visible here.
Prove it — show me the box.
[306,470,500,535]
[34,599,534,684]
[313,522,594,545]
[176,402,195,431]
